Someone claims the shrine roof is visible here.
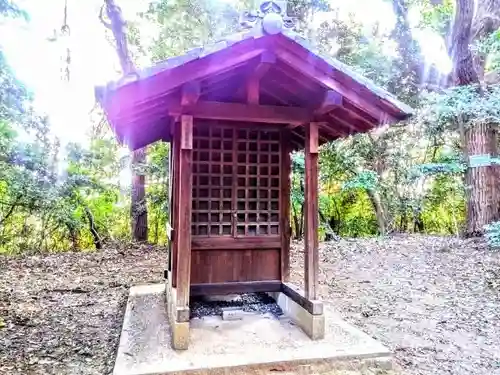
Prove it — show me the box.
[95,20,413,150]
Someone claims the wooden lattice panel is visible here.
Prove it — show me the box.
[191,122,280,237]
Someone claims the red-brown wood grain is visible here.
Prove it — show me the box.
[175,115,193,307]
[304,122,319,300]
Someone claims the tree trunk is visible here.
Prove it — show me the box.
[102,0,148,242]
[399,199,408,232]
[131,148,148,241]
[153,212,159,244]
[299,203,304,238]
[85,206,102,249]
[367,190,387,235]
[413,208,425,233]
[67,224,79,250]
[292,204,301,239]
[450,0,499,236]
[102,0,135,75]
[464,123,499,235]
[471,0,500,80]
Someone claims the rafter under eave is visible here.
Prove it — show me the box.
[246,52,276,104]
[273,47,397,124]
[169,101,312,125]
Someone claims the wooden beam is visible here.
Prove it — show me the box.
[274,62,322,93]
[339,104,376,130]
[191,236,280,250]
[280,130,291,282]
[181,81,200,106]
[328,112,365,134]
[190,281,282,296]
[261,87,289,105]
[171,122,180,287]
[343,100,378,124]
[308,122,319,153]
[170,101,312,125]
[304,122,319,300]
[246,52,276,104]
[283,90,337,130]
[286,123,302,130]
[247,77,260,104]
[113,93,179,123]
[274,48,396,123]
[266,79,315,107]
[107,41,267,115]
[317,122,342,139]
[175,115,193,308]
[261,84,302,107]
[254,51,276,79]
[281,282,323,315]
[167,145,175,276]
[315,90,342,116]
[200,68,244,93]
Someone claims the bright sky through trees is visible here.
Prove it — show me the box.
[0,0,450,147]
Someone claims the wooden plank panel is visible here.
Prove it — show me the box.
[175,115,193,308]
[192,236,281,250]
[251,248,280,282]
[190,249,280,284]
[190,281,282,296]
[280,130,291,282]
[304,122,319,300]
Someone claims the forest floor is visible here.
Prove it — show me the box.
[0,235,499,375]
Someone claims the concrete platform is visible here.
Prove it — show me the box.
[113,284,392,375]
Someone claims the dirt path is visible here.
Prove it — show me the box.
[290,235,500,375]
[1,235,499,374]
[0,245,165,374]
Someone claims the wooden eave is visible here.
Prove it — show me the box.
[95,30,413,151]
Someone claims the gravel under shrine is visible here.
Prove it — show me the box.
[189,293,284,319]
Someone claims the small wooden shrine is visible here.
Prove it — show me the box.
[96,0,412,350]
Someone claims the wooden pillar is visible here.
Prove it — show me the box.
[175,115,193,308]
[304,122,319,300]
[171,122,180,286]
[280,129,291,282]
[167,140,174,274]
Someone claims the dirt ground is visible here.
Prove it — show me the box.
[1,235,499,374]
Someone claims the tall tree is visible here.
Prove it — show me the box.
[390,0,424,105]
[449,0,499,236]
[100,0,148,241]
[471,0,500,79]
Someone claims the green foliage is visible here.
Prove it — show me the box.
[147,142,169,244]
[419,85,500,134]
[418,0,453,36]
[475,28,500,72]
[2,0,498,250]
[342,171,379,192]
[484,221,500,249]
[142,0,241,62]
[410,162,466,179]
[0,0,28,19]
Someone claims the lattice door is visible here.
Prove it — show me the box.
[192,122,280,237]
